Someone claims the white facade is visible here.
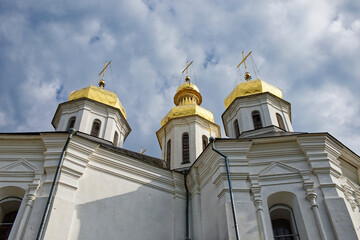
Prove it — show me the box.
[0,78,359,240]
[157,115,221,170]
[0,133,185,240]
[188,135,360,239]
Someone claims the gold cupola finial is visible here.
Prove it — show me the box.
[97,60,112,88]
[182,60,193,82]
[159,60,215,127]
[237,51,252,81]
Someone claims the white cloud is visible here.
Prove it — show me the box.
[294,83,360,154]
[0,0,359,156]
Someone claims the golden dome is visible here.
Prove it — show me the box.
[161,105,214,127]
[160,77,214,127]
[224,79,283,109]
[174,81,202,106]
[69,85,127,119]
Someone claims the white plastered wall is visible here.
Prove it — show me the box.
[189,135,360,240]
[8,134,186,240]
[157,116,221,170]
[53,99,130,147]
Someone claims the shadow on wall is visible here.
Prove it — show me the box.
[72,181,186,240]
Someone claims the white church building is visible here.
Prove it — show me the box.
[0,63,359,240]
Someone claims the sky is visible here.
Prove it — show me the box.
[0,0,359,157]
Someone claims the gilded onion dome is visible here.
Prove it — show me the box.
[69,85,127,119]
[224,79,283,109]
[161,76,214,126]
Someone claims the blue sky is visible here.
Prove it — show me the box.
[0,0,359,157]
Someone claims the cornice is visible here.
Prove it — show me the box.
[87,147,184,195]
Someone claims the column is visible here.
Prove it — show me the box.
[251,183,268,240]
[306,192,327,240]
[303,180,327,240]
[14,171,42,240]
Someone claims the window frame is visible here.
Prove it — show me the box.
[66,117,76,131]
[0,197,22,240]
[252,111,263,129]
[182,133,190,164]
[276,113,285,130]
[113,131,119,147]
[166,139,171,167]
[202,135,208,150]
[90,119,102,137]
[269,204,300,240]
[233,119,240,138]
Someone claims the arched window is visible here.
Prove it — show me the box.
[166,140,171,167]
[252,111,262,129]
[233,119,240,138]
[276,113,285,130]
[202,135,208,150]
[0,197,22,240]
[182,133,190,164]
[66,117,76,130]
[270,205,299,240]
[113,131,119,146]
[90,119,101,137]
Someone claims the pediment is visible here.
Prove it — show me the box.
[258,161,299,176]
[0,159,37,172]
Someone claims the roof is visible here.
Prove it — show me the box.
[160,104,215,127]
[0,131,167,170]
[75,132,167,169]
[224,79,283,109]
[69,85,127,119]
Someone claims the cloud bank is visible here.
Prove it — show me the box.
[0,0,359,156]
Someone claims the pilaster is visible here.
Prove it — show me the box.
[40,134,99,240]
[250,178,268,240]
[298,135,358,240]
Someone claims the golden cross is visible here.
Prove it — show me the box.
[182,61,193,75]
[97,61,111,88]
[237,51,252,81]
[237,51,252,70]
[98,61,112,78]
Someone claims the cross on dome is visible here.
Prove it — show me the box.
[97,60,112,88]
[237,51,252,81]
[182,60,193,82]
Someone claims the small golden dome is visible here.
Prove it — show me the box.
[160,78,214,127]
[69,85,127,119]
[224,79,283,109]
[174,81,202,106]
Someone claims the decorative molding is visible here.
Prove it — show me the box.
[258,161,298,176]
[340,176,360,210]
[0,158,38,172]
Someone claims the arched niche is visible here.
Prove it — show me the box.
[0,186,25,239]
[267,191,308,240]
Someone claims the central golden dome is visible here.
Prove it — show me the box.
[224,79,283,109]
[161,77,213,127]
[69,85,127,119]
[174,81,202,106]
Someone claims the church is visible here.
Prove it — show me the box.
[0,58,359,240]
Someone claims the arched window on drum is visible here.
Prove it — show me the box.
[90,119,101,137]
[182,133,190,164]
